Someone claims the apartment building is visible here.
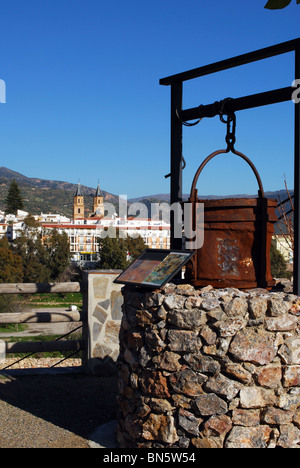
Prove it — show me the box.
[42,216,170,264]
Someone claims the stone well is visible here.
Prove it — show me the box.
[116,283,300,448]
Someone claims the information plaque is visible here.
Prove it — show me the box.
[113,249,195,289]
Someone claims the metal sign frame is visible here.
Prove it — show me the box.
[160,38,300,295]
[113,248,195,289]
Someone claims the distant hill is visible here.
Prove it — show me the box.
[0,167,294,224]
[128,189,294,204]
[128,190,294,231]
[0,167,120,218]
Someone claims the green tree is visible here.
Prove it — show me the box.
[125,235,146,261]
[0,237,23,283]
[98,236,128,270]
[13,226,71,283]
[13,232,50,283]
[270,243,290,278]
[0,237,24,317]
[23,214,40,228]
[98,233,146,270]
[4,179,24,215]
[43,229,71,280]
[265,0,300,9]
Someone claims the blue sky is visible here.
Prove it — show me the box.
[0,0,299,199]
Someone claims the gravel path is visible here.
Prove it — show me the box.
[0,368,118,448]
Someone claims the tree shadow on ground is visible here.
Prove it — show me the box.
[0,368,118,447]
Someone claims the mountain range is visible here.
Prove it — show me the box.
[0,167,294,222]
[0,167,120,217]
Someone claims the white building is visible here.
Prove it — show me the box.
[35,213,71,224]
[41,216,171,265]
[272,234,293,265]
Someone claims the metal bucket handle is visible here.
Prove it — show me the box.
[189,148,265,202]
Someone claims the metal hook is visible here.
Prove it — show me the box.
[165,156,186,179]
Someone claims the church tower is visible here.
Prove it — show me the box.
[73,183,85,220]
[93,183,104,217]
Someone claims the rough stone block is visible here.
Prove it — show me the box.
[229,329,277,365]
[93,277,110,299]
[93,304,109,324]
[167,330,201,352]
[225,426,273,448]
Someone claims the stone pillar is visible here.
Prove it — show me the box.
[84,270,123,375]
[117,283,300,448]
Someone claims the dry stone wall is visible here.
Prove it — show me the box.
[117,283,300,448]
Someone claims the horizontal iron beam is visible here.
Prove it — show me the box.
[178,86,294,122]
[160,38,300,86]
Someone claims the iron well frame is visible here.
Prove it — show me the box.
[160,38,300,295]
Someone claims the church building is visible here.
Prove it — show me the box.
[73,183,104,221]
[73,184,85,220]
[92,184,104,217]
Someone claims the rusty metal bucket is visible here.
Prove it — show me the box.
[184,148,278,290]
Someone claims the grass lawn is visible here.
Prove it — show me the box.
[23,292,83,309]
[0,323,27,334]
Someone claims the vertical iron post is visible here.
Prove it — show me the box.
[161,39,300,281]
[294,46,300,295]
[170,82,183,250]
